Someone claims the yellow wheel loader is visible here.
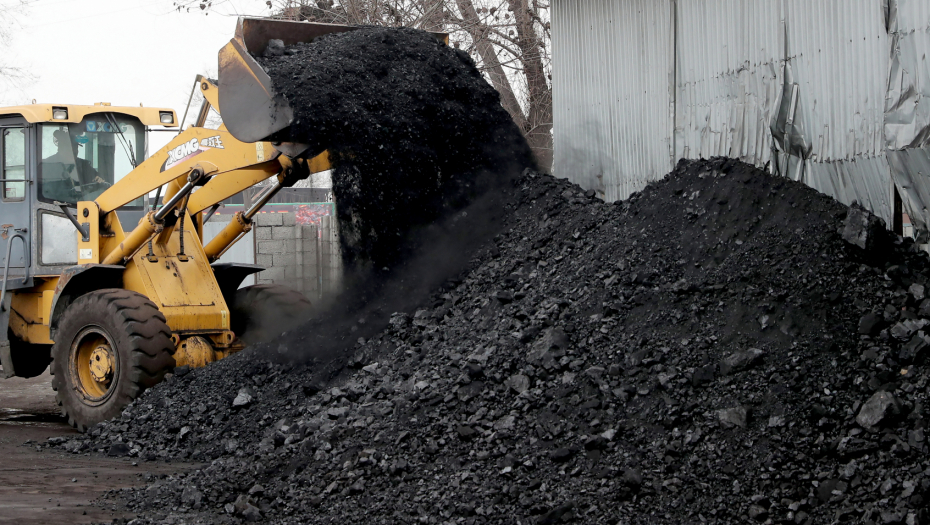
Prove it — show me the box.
[0,18,438,431]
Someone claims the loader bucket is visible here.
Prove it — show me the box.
[218,17,448,158]
[218,17,358,155]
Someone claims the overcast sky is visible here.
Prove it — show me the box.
[2,0,274,151]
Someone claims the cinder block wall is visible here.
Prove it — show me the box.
[251,212,344,303]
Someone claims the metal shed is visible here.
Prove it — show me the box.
[552,0,930,235]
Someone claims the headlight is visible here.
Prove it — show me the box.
[52,107,68,120]
[159,111,174,124]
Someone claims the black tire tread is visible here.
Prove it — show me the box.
[50,289,175,432]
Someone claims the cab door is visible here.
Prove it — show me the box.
[0,118,30,275]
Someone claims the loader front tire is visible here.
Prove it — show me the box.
[50,289,175,432]
[230,284,312,345]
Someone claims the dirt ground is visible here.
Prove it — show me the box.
[0,371,180,524]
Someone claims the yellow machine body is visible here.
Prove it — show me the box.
[0,17,407,431]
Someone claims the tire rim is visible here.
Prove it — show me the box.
[69,326,118,404]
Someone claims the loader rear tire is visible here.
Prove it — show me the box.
[50,289,175,432]
[7,329,52,378]
[230,284,312,345]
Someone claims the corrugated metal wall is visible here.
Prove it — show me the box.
[552,0,930,231]
[552,0,674,201]
[779,0,892,222]
[784,0,888,161]
[674,0,781,166]
[885,0,930,233]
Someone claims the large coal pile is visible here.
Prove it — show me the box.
[257,27,534,269]
[57,158,930,524]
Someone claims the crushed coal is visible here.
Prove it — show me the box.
[54,158,930,524]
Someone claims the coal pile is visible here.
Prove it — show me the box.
[257,27,534,269]
[56,158,930,524]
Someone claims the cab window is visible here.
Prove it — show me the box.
[1,127,26,201]
[37,113,145,206]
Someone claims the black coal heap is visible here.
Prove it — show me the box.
[56,157,930,524]
[252,27,535,370]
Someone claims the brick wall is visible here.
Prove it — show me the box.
[251,212,343,303]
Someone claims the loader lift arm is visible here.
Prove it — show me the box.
[82,77,330,270]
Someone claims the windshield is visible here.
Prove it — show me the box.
[38,113,145,206]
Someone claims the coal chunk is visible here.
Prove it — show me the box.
[180,486,203,509]
[691,364,716,386]
[717,406,748,428]
[456,426,478,440]
[242,504,262,522]
[621,468,643,487]
[549,448,574,462]
[494,291,515,304]
[747,504,769,522]
[719,348,765,375]
[919,299,930,318]
[842,203,886,253]
[858,312,883,335]
[262,38,284,57]
[505,374,530,394]
[232,387,254,408]
[537,502,575,525]
[465,363,484,378]
[856,391,900,428]
[107,443,131,457]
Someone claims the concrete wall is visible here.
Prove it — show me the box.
[251,212,344,303]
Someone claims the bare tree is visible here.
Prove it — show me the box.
[450,0,551,169]
[177,68,224,131]
[0,0,36,104]
[454,0,526,132]
[174,0,552,171]
[506,0,551,170]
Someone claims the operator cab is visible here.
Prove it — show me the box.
[0,104,176,282]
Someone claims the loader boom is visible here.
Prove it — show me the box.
[0,76,329,369]
[87,77,328,268]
